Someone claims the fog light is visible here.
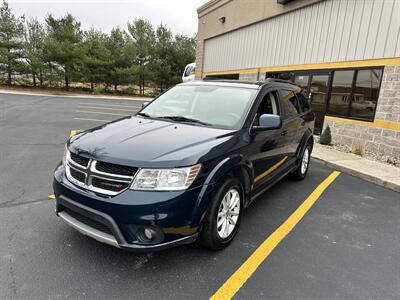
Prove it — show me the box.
[129,225,164,244]
[144,228,154,240]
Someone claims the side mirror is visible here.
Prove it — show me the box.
[142,102,149,108]
[252,114,282,131]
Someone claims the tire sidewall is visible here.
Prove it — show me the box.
[208,177,243,247]
[299,143,311,178]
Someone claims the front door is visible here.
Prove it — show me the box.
[248,90,288,195]
[309,74,330,135]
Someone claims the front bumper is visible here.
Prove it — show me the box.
[56,195,197,252]
[53,164,213,252]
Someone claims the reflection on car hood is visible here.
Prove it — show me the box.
[69,116,238,168]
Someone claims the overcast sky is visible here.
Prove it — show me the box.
[7,0,207,36]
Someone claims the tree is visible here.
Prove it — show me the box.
[151,24,174,91]
[0,0,25,85]
[105,27,136,91]
[171,34,196,80]
[44,14,84,89]
[23,18,46,87]
[82,29,111,91]
[127,18,155,95]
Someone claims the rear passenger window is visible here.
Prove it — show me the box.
[280,90,301,117]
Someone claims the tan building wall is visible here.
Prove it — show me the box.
[196,0,400,160]
[195,0,320,78]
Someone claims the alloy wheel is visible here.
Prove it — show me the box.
[217,188,241,239]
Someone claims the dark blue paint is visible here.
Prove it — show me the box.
[53,80,315,251]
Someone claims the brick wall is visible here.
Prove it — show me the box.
[325,65,400,160]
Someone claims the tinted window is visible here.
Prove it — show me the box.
[351,69,382,121]
[184,66,194,77]
[281,90,301,117]
[328,70,355,117]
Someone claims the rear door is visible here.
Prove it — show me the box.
[279,89,304,165]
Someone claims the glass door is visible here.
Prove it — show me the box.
[309,74,330,135]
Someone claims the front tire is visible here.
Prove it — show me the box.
[198,177,243,251]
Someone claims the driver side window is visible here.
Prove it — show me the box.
[254,91,279,126]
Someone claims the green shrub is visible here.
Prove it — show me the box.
[320,125,332,145]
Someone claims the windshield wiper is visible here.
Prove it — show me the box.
[158,116,211,126]
[136,112,151,118]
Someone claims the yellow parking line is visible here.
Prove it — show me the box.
[48,194,55,200]
[77,105,136,112]
[210,171,341,300]
[70,130,77,137]
[76,110,128,117]
[79,103,141,108]
[74,117,109,122]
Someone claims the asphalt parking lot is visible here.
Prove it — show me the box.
[0,92,399,299]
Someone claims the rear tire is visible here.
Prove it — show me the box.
[198,177,243,251]
[290,142,312,180]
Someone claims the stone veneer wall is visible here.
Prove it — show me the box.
[325,65,400,160]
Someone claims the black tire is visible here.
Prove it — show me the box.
[290,142,312,180]
[198,177,243,251]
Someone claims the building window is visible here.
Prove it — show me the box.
[351,69,382,121]
[265,72,295,82]
[327,70,355,117]
[294,75,310,93]
[205,74,239,80]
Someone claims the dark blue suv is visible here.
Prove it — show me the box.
[53,79,314,251]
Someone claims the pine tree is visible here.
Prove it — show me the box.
[0,0,25,85]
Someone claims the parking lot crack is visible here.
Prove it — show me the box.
[7,231,17,298]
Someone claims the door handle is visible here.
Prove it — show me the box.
[281,130,287,136]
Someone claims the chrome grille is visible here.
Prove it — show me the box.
[65,151,137,196]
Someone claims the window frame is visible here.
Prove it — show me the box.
[248,88,282,128]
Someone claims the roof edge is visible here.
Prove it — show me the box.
[197,0,224,14]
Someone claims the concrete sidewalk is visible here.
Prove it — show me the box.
[312,143,400,192]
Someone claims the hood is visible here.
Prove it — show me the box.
[69,116,239,168]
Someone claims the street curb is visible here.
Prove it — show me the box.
[312,157,400,193]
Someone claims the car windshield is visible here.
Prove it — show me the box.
[139,85,256,129]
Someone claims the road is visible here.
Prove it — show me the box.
[0,92,399,299]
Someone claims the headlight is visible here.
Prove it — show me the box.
[62,145,68,166]
[131,164,201,191]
